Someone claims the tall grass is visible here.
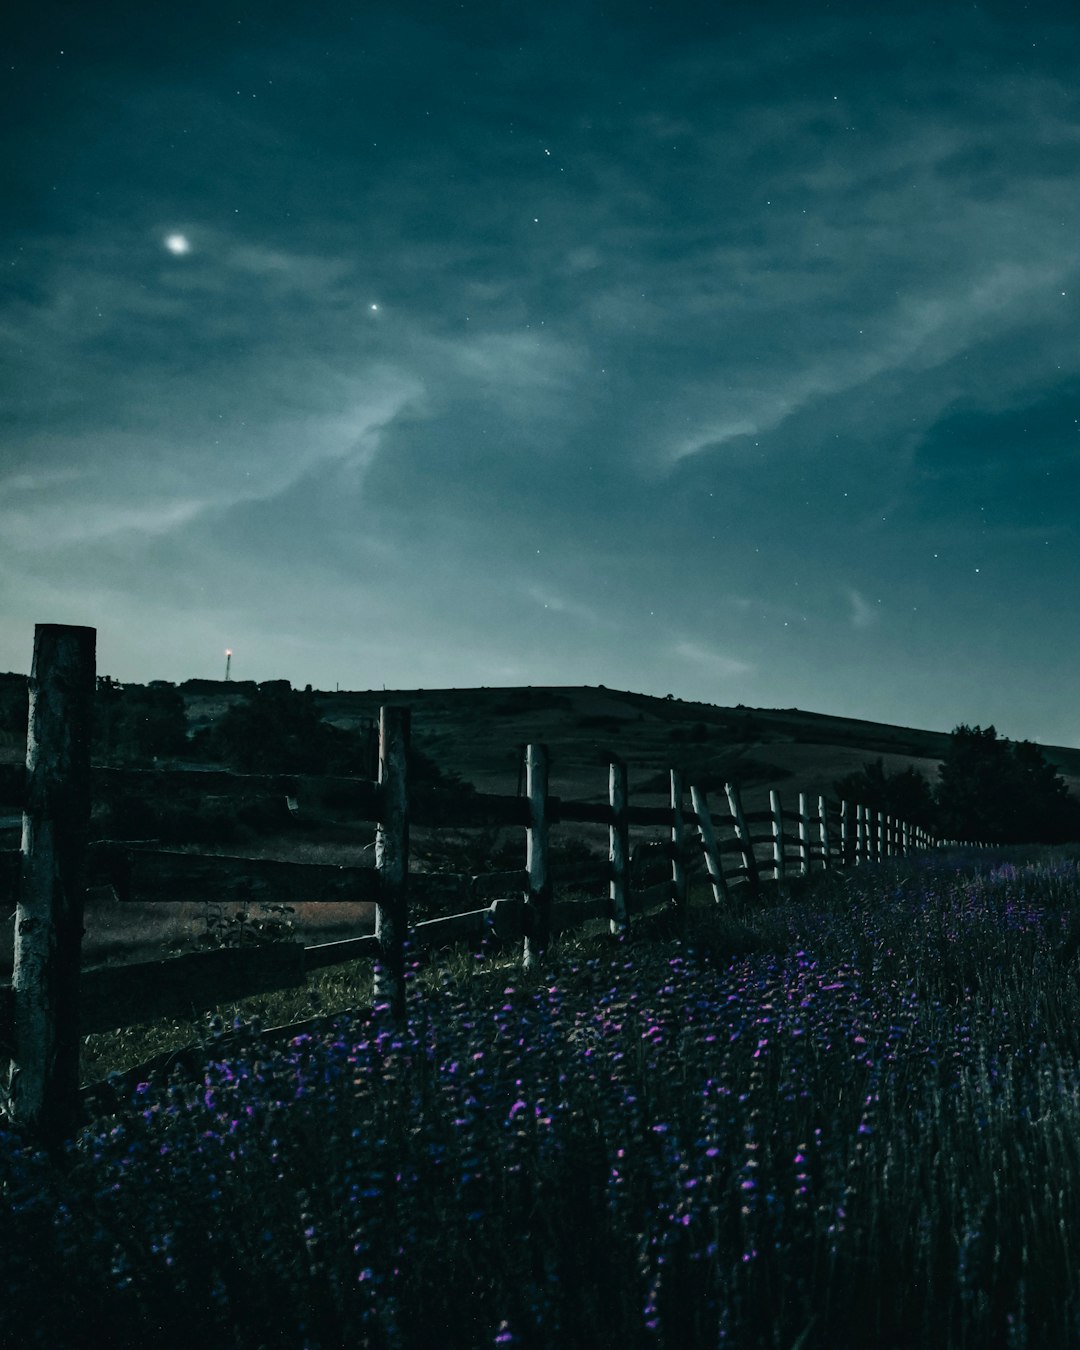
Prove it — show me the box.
[5,850,1080,1347]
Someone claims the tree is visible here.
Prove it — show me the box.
[202,683,360,774]
[93,678,188,764]
[832,757,936,829]
[935,725,1080,844]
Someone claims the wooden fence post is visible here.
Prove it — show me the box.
[856,803,866,864]
[797,793,810,876]
[4,624,95,1148]
[690,786,730,906]
[770,790,786,883]
[374,705,410,1019]
[725,782,758,895]
[670,770,687,913]
[840,799,850,865]
[818,795,831,871]
[524,744,551,969]
[609,761,630,936]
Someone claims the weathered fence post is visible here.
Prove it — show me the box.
[609,760,630,936]
[670,770,687,914]
[840,799,850,865]
[856,803,866,864]
[690,786,730,906]
[818,795,831,871]
[374,705,410,1019]
[5,624,95,1148]
[725,782,758,895]
[797,793,810,876]
[523,744,551,969]
[770,790,786,883]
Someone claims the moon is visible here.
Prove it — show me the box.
[164,234,191,255]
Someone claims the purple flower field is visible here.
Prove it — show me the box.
[5,850,1080,1348]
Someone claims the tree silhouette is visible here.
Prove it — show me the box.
[832,757,936,828]
[935,724,1080,844]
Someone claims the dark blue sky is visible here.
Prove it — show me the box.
[3,1,1079,744]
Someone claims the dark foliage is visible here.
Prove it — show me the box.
[935,725,1080,845]
[94,678,188,764]
[832,757,937,829]
[193,683,370,776]
[0,673,28,737]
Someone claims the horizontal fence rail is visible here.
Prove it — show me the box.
[0,624,986,1145]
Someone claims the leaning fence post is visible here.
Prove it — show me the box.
[725,782,758,895]
[690,786,730,906]
[374,705,410,1019]
[609,760,630,936]
[4,624,95,1148]
[524,744,551,969]
[770,790,786,883]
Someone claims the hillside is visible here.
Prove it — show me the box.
[182,681,1080,818]
[5,669,1080,821]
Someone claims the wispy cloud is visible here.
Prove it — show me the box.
[525,585,603,627]
[672,640,754,677]
[845,588,879,630]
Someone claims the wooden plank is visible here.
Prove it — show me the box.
[6,624,95,1150]
[410,868,530,905]
[423,791,529,828]
[1,840,131,902]
[92,767,383,818]
[523,744,551,969]
[625,803,682,827]
[609,761,629,935]
[374,706,410,1019]
[412,907,490,947]
[302,934,378,971]
[123,848,380,905]
[551,799,614,826]
[77,944,306,1034]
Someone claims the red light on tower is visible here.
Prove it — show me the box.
[224,649,232,682]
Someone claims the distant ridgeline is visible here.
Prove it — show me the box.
[0,673,1078,846]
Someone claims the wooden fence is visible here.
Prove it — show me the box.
[0,624,982,1145]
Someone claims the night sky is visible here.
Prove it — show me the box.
[3,1,1079,745]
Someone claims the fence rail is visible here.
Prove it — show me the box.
[0,624,984,1145]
